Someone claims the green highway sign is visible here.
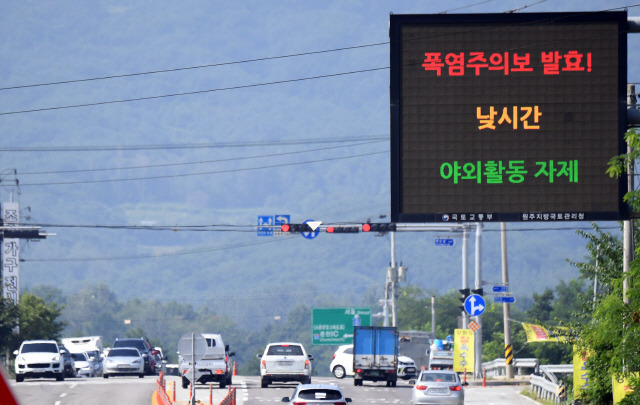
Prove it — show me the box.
[311,307,371,345]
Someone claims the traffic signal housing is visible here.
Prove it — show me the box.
[281,223,312,233]
[326,226,360,233]
[471,288,484,296]
[458,288,470,311]
[361,223,397,233]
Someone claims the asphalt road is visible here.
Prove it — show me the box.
[9,375,539,405]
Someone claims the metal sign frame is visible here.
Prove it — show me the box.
[390,11,628,223]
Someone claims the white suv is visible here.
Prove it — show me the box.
[14,340,66,382]
[258,342,313,388]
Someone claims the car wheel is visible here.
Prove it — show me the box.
[333,365,346,379]
[139,374,144,378]
[56,373,65,382]
[15,375,23,383]
[219,379,226,389]
[103,374,109,379]
[354,378,362,386]
[226,374,232,386]
[182,376,190,389]
[261,377,269,388]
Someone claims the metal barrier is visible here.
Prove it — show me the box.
[156,371,236,405]
[530,374,566,404]
[482,358,539,377]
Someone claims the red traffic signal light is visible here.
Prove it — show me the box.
[362,223,397,233]
[281,223,312,233]
[326,226,359,233]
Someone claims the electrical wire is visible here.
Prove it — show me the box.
[0,67,388,116]
[15,139,386,175]
[17,149,388,186]
[2,6,639,116]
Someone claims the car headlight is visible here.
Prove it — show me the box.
[53,355,60,361]
[133,359,141,364]
[106,359,114,364]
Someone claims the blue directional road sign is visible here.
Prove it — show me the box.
[464,294,486,317]
[273,215,290,236]
[494,295,516,304]
[435,238,455,246]
[301,219,321,240]
[257,215,274,236]
[492,285,509,293]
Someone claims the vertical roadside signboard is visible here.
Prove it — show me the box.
[390,12,628,223]
[453,328,475,373]
[312,308,371,345]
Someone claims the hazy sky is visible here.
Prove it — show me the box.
[0,1,636,304]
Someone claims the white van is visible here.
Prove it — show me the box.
[178,333,234,389]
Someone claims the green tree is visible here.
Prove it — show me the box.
[11,293,65,350]
[569,219,640,403]
[526,288,554,323]
[0,298,19,354]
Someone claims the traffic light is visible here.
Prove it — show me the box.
[281,223,312,233]
[458,288,470,311]
[326,225,360,233]
[471,288,484,296]
[361,223,397,233]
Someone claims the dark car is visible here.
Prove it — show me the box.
[59,345,77,378]
[113,337,155,375]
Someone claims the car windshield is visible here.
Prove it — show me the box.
[267,344,303,356]
[114,340,145,351]
[298,389,342,400]
[21,343,58,353]
[420,372,457,382]
[109,348,139,357]
[71,353,87,361]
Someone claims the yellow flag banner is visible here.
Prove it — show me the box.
[573,345,590,399]
[453,329,474,373]
[613,373,637,404]
[522,323,569,342]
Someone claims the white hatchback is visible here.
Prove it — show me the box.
[258,342,313,388]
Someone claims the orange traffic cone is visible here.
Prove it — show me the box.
[233,361,238,376]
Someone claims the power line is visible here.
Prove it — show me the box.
[0,67,388,116]
[3,8,638,117]
[17,149,388,186]
[0,136,385,153]
[3,2,636,93]
[14,140,386,175]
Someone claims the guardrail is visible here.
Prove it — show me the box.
[530,374,566,403]
[482,358,539,377]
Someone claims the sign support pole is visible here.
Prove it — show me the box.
[474,223,483,378]
[501,222,514,379]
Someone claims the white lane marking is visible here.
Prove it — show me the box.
[54,402,61,405]
[60,392,67,397]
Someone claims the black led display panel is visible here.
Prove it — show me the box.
[390,12,628,223]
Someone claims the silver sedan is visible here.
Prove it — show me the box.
[103,348,144,378]
[411,370,465,405]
